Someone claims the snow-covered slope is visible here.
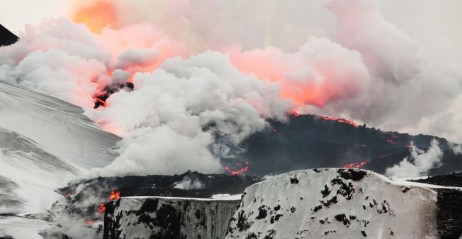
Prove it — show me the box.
[0,81,119,238]
[226,168,440,239]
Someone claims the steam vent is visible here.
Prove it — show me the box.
[0,24,18,46]
[103,169,462,239]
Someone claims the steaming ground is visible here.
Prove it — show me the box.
[0,82,119,238]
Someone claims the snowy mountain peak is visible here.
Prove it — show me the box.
[226,168,439,239]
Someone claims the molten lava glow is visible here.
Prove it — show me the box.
[94,97,108,107]
[291,111,300,117]
[320,116,359,128]
[96,190,120,215]
[225,162,249,175]
[98,203,106,214]
[109,189,121,201]
[72,0,119,33]
[343,161,368,169]
[386,135,400,144]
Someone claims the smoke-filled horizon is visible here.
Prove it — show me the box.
[1,0,462,176]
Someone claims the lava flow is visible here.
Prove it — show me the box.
[225,161,249,176]
[93,96,108,108]
[85,219,94,225]
[343,161,368,169]
[98,189,121,214]
[320,116,359,128]
[98,203,106,214]
[109,189,121,201]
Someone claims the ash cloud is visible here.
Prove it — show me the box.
[89,52,291,176]
[1,0,462,177]
[82,0,462,143]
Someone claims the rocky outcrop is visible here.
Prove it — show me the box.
[0,25,18,47]
[414,173,462,239]
[104,197,240,239]
[103,169,462,239]
[226,169,442,239]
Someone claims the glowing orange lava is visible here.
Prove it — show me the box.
[320,116,359,128]
[109,189,121,201]
[291,111,300,117]
[343,161,368,169]
[72,0,119,33]
[98,203,106,214]
[96,190,120,215]
[225,162,249,175]
[93,97,108,107]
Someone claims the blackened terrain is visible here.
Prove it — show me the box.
[413,172,462,187]
[234,114,462,177]
[104,197,239,239]
[413,173,462,239]
[0,25,18,47]
[57,171,258,219]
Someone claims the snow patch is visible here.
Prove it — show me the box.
[226,168,438,239]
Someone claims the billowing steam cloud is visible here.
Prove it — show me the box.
[0,19,291,176]
[89,52,291,176]
[1,0,462,176]
[71,0,462,143]
[385,140,443,178]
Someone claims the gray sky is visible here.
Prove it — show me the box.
[0,0,71,34]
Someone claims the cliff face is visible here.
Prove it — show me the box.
[103,169,462,239]
[104,197,240,239]
[226,169,440,239]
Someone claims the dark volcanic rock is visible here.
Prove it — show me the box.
[236,114,462,176]
[0,25,18,47]
[411,173,462,239]
[104,197,240,239]
[412,172,462,187]
[437,189,462,239]
[101,169,462,239]
[0,236,15,239]
[57,171,259,219]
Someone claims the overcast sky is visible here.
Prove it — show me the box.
[0,0,71,34]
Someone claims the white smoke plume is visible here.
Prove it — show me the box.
[89,52,291,176]
[385,140,443,178]
[453,144,462,155]
[1,0,462,176]
[173,177,204,190]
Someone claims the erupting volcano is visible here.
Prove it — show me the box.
[1,0,462,238]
